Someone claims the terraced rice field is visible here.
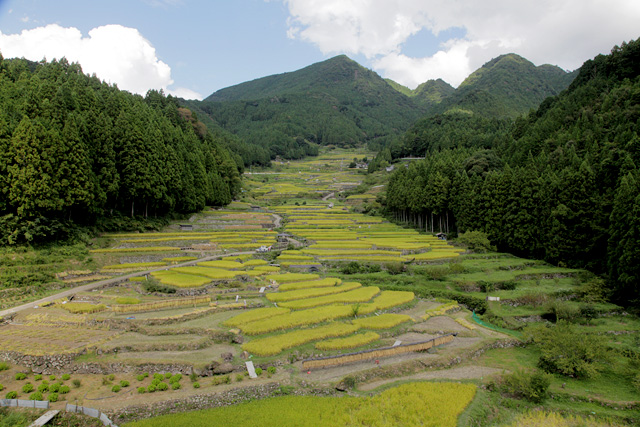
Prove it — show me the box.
[222,272,416,356]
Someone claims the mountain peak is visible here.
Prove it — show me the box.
[439,53,574,118]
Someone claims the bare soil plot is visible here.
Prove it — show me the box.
[0,324,120,355]
[98,332,208,352]
[90,344,237,367]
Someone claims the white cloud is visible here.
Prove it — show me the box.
[0,23,201,98]
[166,87,203,100]
[282,0,640,88]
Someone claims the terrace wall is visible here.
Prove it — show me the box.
[302,334,455,370]
[0,350,196,375]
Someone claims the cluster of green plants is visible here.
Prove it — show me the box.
[135,372,183,394]
[5,370,75,402]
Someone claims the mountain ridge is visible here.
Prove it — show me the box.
[189,53,576,164]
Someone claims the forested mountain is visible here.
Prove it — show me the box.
[187,55,427,164]
[383,38,640,305]
[434,54,575,118]
[187,54,576,167]
[384,78,455,109]
[384,54,575,122]
[413,79,456,108]
[0,55,241,245]
[376,55,577,161]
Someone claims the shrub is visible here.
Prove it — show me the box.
[478,281,494,293]
[164,372,173,379]
[102,377,112,386]
[157,382,168,391]
[137,374,145,381]
[0,383,3,391]
[147,385,156,393]
[72,379,81,388]
[255,368,263,376]
[61,374,71,381]
[267,366,276,375]
[151,379,161,387]
[212,375,231,385]
[170,373,182,383]
[107,374,115,381]
[527,322,610,378]
[342,376,357,389]
[59,385,70,394]
[143,281,177,294]
[111,385,121,393]
[189,372,198,382]
[15,373,27,380]
[37,383,49,393]
[5,391,17,399]
[22,383,34,393]
[153,373,164,381]
[340,261,363,275]
[34,374,43,381]
[497,370,551,403]
[384,261,405,275]
[457,230,495,252]
[120,380,130,388]
[48,392,59,402]
[137,386,146,394]
[50,383,60,393]
[448,262,465,274]
[500,280,518,291]
[171,382,181,390]
[29,392,43,400]
[235,374,244,382]
[193,382,200,389]
[420,266,449,280]
[579,305,598,323]
[49,375,56,380]
[0,362,9,371]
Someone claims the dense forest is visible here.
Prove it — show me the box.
[383,38,640,305]
[0,55,241,245]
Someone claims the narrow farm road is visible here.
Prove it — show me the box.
[272,213,282,228]
[0,250,255,319]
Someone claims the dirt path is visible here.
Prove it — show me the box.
[272,213,282,228]
[322,192,335,201]
[358,365,506,391]
[0,251,255,318]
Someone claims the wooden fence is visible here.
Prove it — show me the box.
[302,333,455,370]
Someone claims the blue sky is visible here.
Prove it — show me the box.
[1,0,638,99]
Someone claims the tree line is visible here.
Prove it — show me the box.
[383,38,640,304]
[0,55,241,245]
